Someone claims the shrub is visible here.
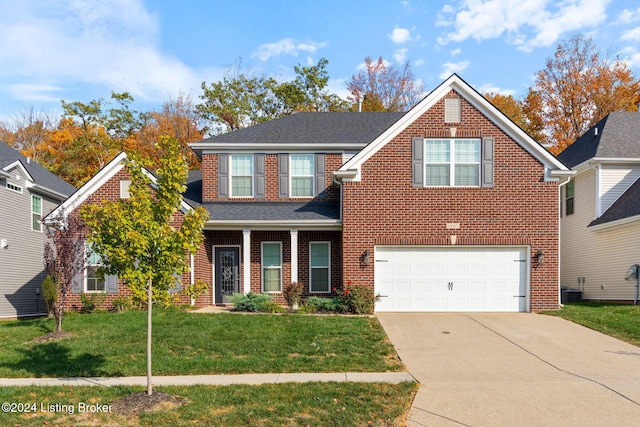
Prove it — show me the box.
[183,280,209,304]
[302,296,345,314]
[42,275,57,316]
[79,292,106,313]
[230,292,273,312]
[283,281,303,309]
[261,300,287,313]
[335,283,377,315]
[111,295,132,312]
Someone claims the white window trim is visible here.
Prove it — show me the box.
[31,194,42,232]
[424,138,480,187]
[229,154,254,198]
[261,242,282,293]
[309,241,331,293]
[85,244,106,293]
[290,154,314,198]
[6,181,23,193]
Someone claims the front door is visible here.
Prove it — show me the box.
[215,247,240,304]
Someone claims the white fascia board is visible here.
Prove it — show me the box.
[589,214,640,232]
[26,183,70,201]
[204,219,342,231]
[338,74,568,182]
[45,152,129,222]
[2,160,34,182]
[0,169,11,178]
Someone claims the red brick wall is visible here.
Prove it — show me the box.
[201,153,341,202]
[341,91,560,311]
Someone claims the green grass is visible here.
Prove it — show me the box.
[0,382,418,426]
[0,309,403,378]
[543,302,640,347]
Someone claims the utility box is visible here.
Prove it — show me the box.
[561,288,582,304]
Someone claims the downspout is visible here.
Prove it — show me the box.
[556,174,572,307]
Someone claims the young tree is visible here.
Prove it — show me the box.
[347,56,425,112]
[43,215,87,333]
[526,34,640,153]
[80,136,209,395]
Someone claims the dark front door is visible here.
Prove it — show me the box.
[215,247,240,304]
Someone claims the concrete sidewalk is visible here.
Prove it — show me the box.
[0,371,415,387]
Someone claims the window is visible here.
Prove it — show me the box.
[120,180,131,199]
[262,242,282,292]
[86,244,106,292]
[31,195,42,231]
[6,182,23,193]
[310,242,330,293]
[231,155,253,197]
[425,139,480,186]
[565,180,575,216]
[291,155,314,197]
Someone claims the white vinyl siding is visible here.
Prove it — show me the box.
[598,166,640,217]
[231,155,253,197]
[262,242,282,292]
[290,155,314,197]
[310,242,330,293]
[31,195,42,232]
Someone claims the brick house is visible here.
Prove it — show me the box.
[46,74,570,312]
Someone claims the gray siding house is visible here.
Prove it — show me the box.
[0,142,76,318]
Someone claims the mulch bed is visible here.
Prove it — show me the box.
[110,391,184,416]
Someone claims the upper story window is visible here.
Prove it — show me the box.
[6,182,23,193]
[565,180,575,216]
[86,244,106,292]
[291,155,314,197]
[31,195,42,232]
[231,155,253,197]
[425,139,480,186]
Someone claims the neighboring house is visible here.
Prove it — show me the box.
[46,74,570,313]
[0,141,76,318]
[557,112,640,303]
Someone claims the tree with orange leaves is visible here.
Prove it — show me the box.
[527,34,640,154]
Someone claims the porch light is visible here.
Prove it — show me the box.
[535,249,544,267]
[361,250,371,266]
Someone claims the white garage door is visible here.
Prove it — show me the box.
[375,246,528,312]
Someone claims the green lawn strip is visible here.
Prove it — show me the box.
[0,309,403,377]
[542,302,640,347]
[0,382,418,427]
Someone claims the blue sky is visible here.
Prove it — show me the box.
[1,0,639,122]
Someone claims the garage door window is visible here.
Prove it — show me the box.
[310,242,330,293]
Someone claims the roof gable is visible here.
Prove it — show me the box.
[336,74,568,181]
[45,152,194,223]
[589,176,640,228]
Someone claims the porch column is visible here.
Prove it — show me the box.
[290,229,298,283]
[243,229,251,294]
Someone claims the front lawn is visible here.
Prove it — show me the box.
[0,309,403,378]
[0,382,418,426]
[543,302,640,347]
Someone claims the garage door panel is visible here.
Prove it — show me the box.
[375,246,527,312]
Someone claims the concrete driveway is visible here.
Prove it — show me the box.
[376,313,640,426]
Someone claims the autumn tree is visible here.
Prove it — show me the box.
[347,56,425,112]
[0,105,55,161]
[129,92,203,168]
[43,215,87,333]
[527,34,640,153]
[81,136,209,396]
[484,92,547,143]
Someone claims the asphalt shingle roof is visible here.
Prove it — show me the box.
[202,201,340,222]
[589,177,640,227]
[0,141,76,197]
[557,113,640,167]
[199,112,406,145]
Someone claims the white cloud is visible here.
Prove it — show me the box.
[0,0,210,104]
[617,8,640,24]
[478,84,515,96]
[450,48,462,56]
[439,60,470,79]
[621,27,640,42]
[252,38,328,61]
[438,0,610,52]
[393,48,409,63]
[389,27,412,44]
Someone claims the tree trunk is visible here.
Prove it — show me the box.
[54,301,63,332]
[146,278,153,396]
